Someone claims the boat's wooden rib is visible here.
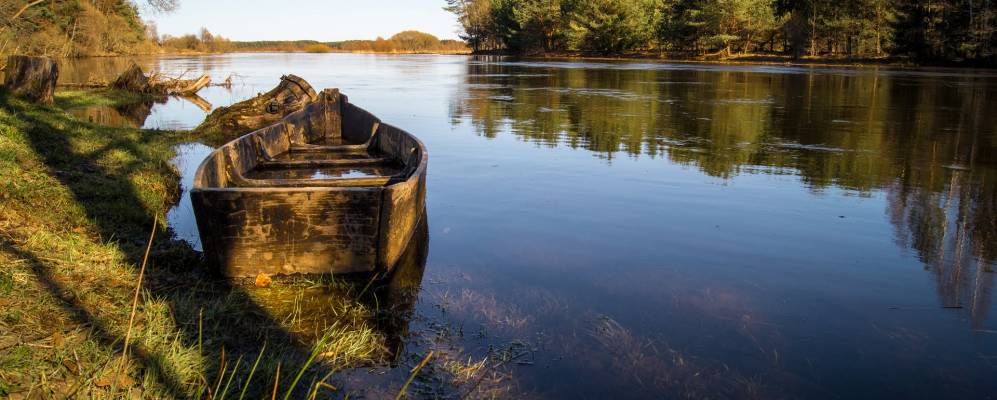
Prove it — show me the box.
[191,88,428,278]
[233,176,397,188]
[289,143,370,152]
[259,157,391,168]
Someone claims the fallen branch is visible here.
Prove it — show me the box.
[210,74,238,88]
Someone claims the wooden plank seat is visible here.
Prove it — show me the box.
[259,157,392,168]
[228,174,402,188]
[224,146,403,188]
[289,143,371,153]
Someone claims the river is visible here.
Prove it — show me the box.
[63,53,997,399]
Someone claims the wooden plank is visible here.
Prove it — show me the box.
[192,188,383,275]
[290,143,369,152]
[260,157,391,168]
[238,176,396,188]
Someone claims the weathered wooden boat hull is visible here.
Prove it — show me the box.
[191,89,427,277]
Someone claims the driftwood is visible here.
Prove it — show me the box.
[2,55,59,105]
[111,64,210,95]
[176,75,211,94]
[210,75,234,88]
[194,74,317,135]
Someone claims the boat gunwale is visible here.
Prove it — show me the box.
[190,103,428,195]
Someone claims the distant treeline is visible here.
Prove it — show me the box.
[328,31,469,53]
[445,0,997,63]
[160,30,469,54]
[159,28,236,53]
[5,0,992,64]
[1,0,467,58]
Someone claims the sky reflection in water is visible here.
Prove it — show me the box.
[63,54,997,399]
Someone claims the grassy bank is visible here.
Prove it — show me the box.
[0,90,417,398]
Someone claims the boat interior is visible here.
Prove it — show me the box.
[199,91,423,189]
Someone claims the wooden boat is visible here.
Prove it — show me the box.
[191,89,427,277]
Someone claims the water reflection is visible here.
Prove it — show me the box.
[889,172,996,328]
[59,56,237,130]
[166,142,214,251]
[450,60,997,328]
[65,93,215,130]
[67,100,155,128]
[58,54,997,397]
[246,214,429,364]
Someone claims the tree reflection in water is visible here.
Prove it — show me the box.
[450,59,996,328]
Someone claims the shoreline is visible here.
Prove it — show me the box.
[470,50,997,70]
[0,88,421,397]
[37,50,994,71]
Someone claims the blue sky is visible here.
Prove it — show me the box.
[142,0,461,41]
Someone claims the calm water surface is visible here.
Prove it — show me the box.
[64,54,997,399]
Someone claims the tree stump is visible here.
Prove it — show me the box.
[111,63,211,95]
[3,55,59,105]
[111,64,151,92]
[194,74,318,136]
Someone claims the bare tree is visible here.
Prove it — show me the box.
[145,20,160,44]
[145,0,180,13]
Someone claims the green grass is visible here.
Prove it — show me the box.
[53,89,158,110]
[0,89,502,399]
[0,90,400,398]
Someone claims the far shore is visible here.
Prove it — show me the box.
[470,50,997,69]
[46,49,995,70]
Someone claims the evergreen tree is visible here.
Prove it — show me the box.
[894,0,996,62]
[442,0,995,63]
[703,0,778,55]
[661,0,712,52]
[511,0,569,52]
[567,0,661,52]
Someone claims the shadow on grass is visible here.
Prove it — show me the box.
[4,93,429,398]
